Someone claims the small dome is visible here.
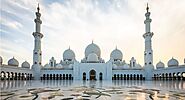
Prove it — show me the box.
[168,58,179,67]
[8,57,19,66]
[85,41,101,58]
[123,64,130,69]
[56,64,62,67]
[156,61,165,69]
[44,64,50,68]
[136,64,142,68]
[0,56,2,65]
[110,48,123,60]
[87,53,99,62]
[21,61,30,68]
[63,48,75,61]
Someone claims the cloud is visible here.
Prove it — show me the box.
[1,0,185,67]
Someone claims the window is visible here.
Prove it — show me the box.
[34,52,37,54]
[149,52,151,54]
[145,63,147,65]
[35,62,37,64]
[149,62,152,64]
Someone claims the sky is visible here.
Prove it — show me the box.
[0,0,185,68]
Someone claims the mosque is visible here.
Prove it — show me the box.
[1,4,185,81]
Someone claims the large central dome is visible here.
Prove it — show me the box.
[85,41,101,58]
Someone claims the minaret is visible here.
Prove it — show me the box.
[32,4,43,80]
[143,3,154,80]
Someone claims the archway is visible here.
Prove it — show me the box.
[56,74,59,80]
[120,74,123,80]
[127,74,129,80]
[43,74,46,80]
[1,71,5,80]
[117,74,119,80]
[66,74,68,80]
[169,73,172,80]
[69,74,72,80]
[124,74,126,80]
[60,74,62,80]
[114,74,116,80]
[177,72,181,80]
[133,74,136,80]
[89,70,96,80]
[140,74,143,80]
[182,72,185,80]
[50,74,52,80]
[47,74,49,80]
[137,74,139,80]
[83,72,86,80]
[99,72,103,80]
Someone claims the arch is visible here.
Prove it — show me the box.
[165,73,168,80]
[130,74,133,80]
[30,74,32,80]
[117,74,119,80]
[182,72,185,80]
[137,74,139,80]
[18,73,21,80]
[56,74,59,80]
[159,73,162,80]
[127,74,129,80]
[114,74,116,80]
[66,74,68,80]
[162,73,165,80]
[6,72,10,80]
[169,73,172,80]
[83,72,86,80]
[27,73,29,80]
[177,72,181,80]
[89,70,96,80]
[153,74,156,80]
[133,74,136,80]
[63,74,65,80]
[43,74,46,80]
[53,74,55,80]
[47,74,49,80]
[24,73,27,80]
[99,72,103,80]
[69,74,72,80]
[140,74,143,80]
[60,74,62,80]
[173,73,176,80]
[10,72,14,80]
[120,74,123,80]
[124,74,126,80]
[21,73,24,80]
[50,74,52,80]
[1,71,5,80]
[15,73,17,80]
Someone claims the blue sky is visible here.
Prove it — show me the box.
[0,0,185,67]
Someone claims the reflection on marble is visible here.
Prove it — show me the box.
[0,80,185,100]
[1,80,184,91]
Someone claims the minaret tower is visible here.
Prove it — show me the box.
[143,3,154,80]
[32,4,43,80]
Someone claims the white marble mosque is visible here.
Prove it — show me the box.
[1,4,185,81]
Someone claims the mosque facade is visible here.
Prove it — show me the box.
[1,4,185,81]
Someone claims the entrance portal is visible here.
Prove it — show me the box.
[89,70,96,80]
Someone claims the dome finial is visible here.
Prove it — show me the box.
[146,3,149,12]
[69,46,70,50]
[37,3,40,13]
[116,45,117,50]
[92,40,94,44]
